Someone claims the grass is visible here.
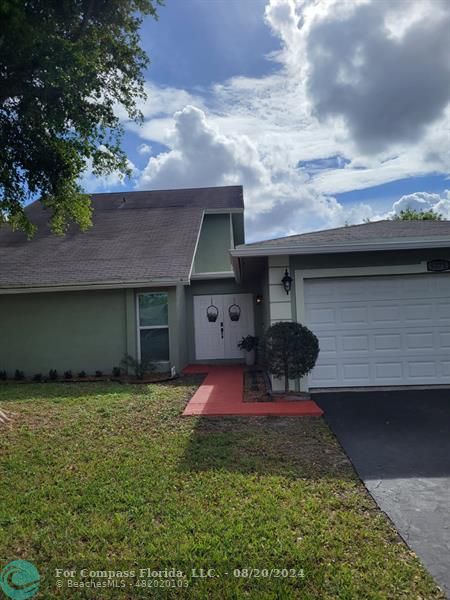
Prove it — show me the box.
[0,379,444,599]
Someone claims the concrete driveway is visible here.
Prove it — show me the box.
[315,389,450,598]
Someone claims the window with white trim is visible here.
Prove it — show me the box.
[138,292,169,362]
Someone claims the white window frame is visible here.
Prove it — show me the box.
[136,292,169,363]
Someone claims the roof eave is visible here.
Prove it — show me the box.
[230,237,450,258]
[0,279,190,295]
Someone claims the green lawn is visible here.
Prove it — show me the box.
[0,380,444,599]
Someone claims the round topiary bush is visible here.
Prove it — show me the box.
[262,321,320,393]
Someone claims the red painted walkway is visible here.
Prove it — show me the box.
[182,365,323,417]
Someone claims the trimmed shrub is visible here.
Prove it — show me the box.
[78,371,87,378]
[14,369,25,381]
[33,373,43,382]
[95,370,103,378]
[48,369,58,381]
[0,371,7,381]
[112,366,121,377]
[262,322,320,393]
[63,370,73,379]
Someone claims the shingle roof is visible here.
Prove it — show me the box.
[0,186,243,290]
[237,220,450,251]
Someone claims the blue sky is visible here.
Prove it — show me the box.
[85,0,450,241]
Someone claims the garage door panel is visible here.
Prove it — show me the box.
[341,306,368,323]
[313,364,339,381]
[408,362,437,378]
[342,335,369,351]
[319,336,338,352]
[406,332,434,349]
[437,302,450,321]
[375,362,403,379]
[374,333,401,350]
[304,274,450,387]
[371,304,402,323]
[439,331,450,348]
[442,361,450,376]
[404,304,434,322]
[308,307,336,325]
[343,363,370,381]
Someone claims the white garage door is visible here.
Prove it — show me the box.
[304,274,450,387]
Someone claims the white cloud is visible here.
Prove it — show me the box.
[137,143,152,155]
[137,105,270,196]
[80,157,137,193]
[303,0,450,154]
[117,0,450,239]
[392,190,450,219]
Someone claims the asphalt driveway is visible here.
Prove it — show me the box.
[315,389,450,598]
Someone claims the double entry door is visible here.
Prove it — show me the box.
[193,293,254,360]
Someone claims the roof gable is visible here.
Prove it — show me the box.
[0,186,242,291]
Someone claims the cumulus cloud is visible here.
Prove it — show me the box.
[392,190,450,219]
[304,0,450,154]
[114,0,450,239]
[136,105,270,196]
[137,143,152,155]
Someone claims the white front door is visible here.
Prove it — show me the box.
[193,294,254,360]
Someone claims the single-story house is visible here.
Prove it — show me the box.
[1,185,449,391]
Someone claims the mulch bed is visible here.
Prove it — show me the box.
[244,368,273,402]
[244,369,312,402]
[0,373,173,385]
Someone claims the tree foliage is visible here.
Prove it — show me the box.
[0,0,162,236]
[263,322,320,393]
[391,208,443,221]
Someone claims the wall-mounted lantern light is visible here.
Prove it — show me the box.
[256,294,263,305]
[281,269,293,295]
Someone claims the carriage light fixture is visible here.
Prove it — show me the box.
[281,269,293,295]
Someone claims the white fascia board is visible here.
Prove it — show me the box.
[0,279,188,295]
[230,237,450,258]
[188,209,205,281]
[231,255,241,283]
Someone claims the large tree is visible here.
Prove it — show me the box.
[0,0,161,236]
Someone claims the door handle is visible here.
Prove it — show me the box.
[220,322,224,339]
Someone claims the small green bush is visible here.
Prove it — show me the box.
[63,370,73,379]
[121,354,155,380]
[95,370,103,378]
[14,370,25,381]
[0,370,7,381]
[112,366,121,377]
[77,371,86,378]
[48,369,58,381]
[33,373,43,382]
[238,335,259,352]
